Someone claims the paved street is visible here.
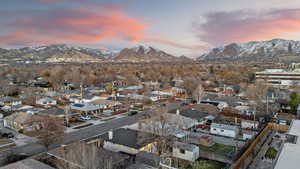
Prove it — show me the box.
[0,111,147,160]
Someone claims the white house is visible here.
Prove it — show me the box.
[36,97,57,107]
[172,141,199,161]
[241,120,259,129]
[210,123,239,138]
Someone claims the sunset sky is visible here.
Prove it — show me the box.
[1,0,300,57]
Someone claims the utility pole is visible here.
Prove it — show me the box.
[80,82,83,102]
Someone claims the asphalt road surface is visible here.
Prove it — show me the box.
[0,112,146,160]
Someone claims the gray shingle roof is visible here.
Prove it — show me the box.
[0,159,55,169]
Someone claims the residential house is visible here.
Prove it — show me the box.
[90,99,121,109]
[138,113,198,136]
[98,128,157,155]
[70,103,102,115]
[3,112,41,132]
[37,108,79,119]
[172,78,184,87]
[210,123,239,138]
[36,97,57,107]
[200,100,228,110]
[0,97,21,106]
[150,91,175,101]
[241,119,259,129]
[173,108,209,123]
[69,94,100,104]
[172,141,200,161]
[143,81,161,89]
[162,87,186,97]
[85,86,106,94]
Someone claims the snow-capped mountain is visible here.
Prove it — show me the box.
[199,39,300,62]
[0,44,192,63]
[0,44,114,62]
[113,44,182,62]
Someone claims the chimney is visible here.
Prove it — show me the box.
[108,130,113,140]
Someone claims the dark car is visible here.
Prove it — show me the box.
[128,111,138,116]
[2,132,14,138]
[180,102,189,106]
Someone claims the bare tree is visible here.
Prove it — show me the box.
[30,115,65,150]
[193,84,204,103]
[246,80,269,116]
[49,142,114,169]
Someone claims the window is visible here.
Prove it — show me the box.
[213,128,216,131]
[221,129,224,132]
[286,134,298,144]
[180,149,185,154]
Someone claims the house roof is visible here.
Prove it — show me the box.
[211,123,238,131]
[173,141,198,151]
[0,159,54,169]
[172,109,208,121]
[38,108,66,116]
[202,94,243,107]
[70,103,101,112]
[0,97,20,103]
[90,99,121,106]
[50,142,130,169]
[99,128,155,149]
[37,97,56,102]
[169,104,219,116]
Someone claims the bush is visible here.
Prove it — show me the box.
[265,147,278,159]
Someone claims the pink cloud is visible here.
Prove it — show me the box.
[194,8,300,46]
[0,7,148,46]
[146,37,209,50]
[0,5,207,52]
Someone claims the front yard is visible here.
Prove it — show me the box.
[199,143,236,157]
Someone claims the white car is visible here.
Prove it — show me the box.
[80,115,91,120]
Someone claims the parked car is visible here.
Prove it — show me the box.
[79,115,91,120]
[180,102,189,106]
[1,132,14,138]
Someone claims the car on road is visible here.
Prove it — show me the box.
[128,110,138,116]
[79,115,92,120]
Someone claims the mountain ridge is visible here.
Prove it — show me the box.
[198,39,300,62]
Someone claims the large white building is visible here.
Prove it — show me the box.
[274,120,300,169]
[255,69,300,86]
